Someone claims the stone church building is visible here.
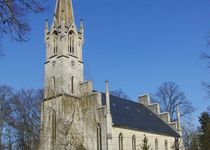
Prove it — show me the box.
[40,0,184,150]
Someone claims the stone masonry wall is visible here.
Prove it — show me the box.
[40,92,102,150]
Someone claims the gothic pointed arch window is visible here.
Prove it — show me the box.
[53,77,55,89]
[132,135,136,150]
[71,76,74,94]
[68,31,75,54]
[96,123,102,150]
[72,38,75,54]
[165,140,168,150]
[53,31,58,54]
[52,110,56,145]
[119,133,123,150]
[53,77,56,95]
[68,32,72,53]
[155,138,158,150]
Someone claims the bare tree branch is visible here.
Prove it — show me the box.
[9,88,42,149]
[110,88,129,99]
[0,0,47,42]
[0,85,13,149]
[201,51,210,100]
[153,81,195,121]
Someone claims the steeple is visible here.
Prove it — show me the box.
[44,0,84,98]
[55,0,75,26]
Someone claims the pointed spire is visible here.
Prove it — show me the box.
[55,0,75,26]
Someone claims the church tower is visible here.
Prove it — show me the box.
[40,1,97,150]
[44,0,84,98]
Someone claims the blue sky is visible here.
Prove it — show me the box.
[0,0,210,125]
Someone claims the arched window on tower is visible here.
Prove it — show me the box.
[96,123,102,150]
[132,135,136,150]
[52,110,56,145]
[119,133,123,150]
[52,77,56,96]
[155,138,158,150]
[68,32,72,53]
[71,76,74,94]
[165,140,168,150]
[53,32,58,54]
[68,31,75,54]
[72,38,75,54]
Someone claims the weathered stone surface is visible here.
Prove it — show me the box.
[40,92,103,150]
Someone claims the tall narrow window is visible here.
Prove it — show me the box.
[68,31,75,54]
[52,110,56,145]
[68,32,72,53]
[155,138,158,150]
[119,133,123,150]
[132,135,136,150]
[52,77,55,96]
[72,38,75,54]
[71,76,74,94]
[165,140,168,150]
[53,32,58,54]
[97,123,102,150]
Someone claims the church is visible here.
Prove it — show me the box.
[39,0,184,150]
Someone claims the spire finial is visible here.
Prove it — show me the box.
[80,19,84,32]
[45,19,49,32]
[176,105,182,135]
[105,80,111,114]
[80,19,84,45]
[105,80,109,93]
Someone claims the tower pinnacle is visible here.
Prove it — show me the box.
[176,105,182,136]
[55,0,75,26]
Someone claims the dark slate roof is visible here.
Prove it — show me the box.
[101,93,179,137]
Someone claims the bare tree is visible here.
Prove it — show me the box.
[207,106,210,113]
[110,88,129,99]
[0,85,13,149]
[182,122,197,150]
[201,53,210,98]
[202,79,210,102]
[10,89,42,150]
[0,85,43,149]
[0,0,47,42]
[153,82,195,121]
